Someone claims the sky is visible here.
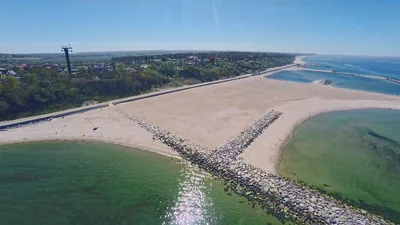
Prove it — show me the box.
[1,0,400,56]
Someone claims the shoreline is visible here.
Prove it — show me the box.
[0,138,180,159]
[240,98,400,174]
[1,60,399,176]
[293,55,306,65]
[273,107,400,173]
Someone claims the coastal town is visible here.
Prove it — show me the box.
[0,51,296,80]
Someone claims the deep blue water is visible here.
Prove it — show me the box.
[268,55,400,95]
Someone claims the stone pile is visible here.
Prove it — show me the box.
[213,110,282,161]
[123,112,392,225]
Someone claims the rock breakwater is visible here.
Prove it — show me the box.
[213,110,282,161]
[123,112,392,225]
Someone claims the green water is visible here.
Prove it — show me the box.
[279,109,400,223]
[0,141,283,225]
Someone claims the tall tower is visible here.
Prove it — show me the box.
[61,45,73,75]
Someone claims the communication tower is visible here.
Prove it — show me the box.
[61,45,73,75]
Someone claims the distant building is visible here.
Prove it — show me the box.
[93,64,109,72]
[0,69,18,79]
[0,68,6,80]
[77,66,88,70]
[6,70,17,76]
[21,64,30,70]
[0,68,7,74]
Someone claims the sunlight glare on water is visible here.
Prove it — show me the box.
[163,163,217,225]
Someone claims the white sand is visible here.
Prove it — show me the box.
[0,109,178,157]
[294,56,306,65]
[1,67,399,173]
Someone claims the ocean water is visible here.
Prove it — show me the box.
[279,109,400,223]
[269,70,400,95]
[303,55,400,79]
[0,141,284,225]
[268,55,400,95]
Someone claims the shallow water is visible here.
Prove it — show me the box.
[0,141,282,225]
[279,109,400,223]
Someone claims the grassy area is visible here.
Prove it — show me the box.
[279,109,400,223]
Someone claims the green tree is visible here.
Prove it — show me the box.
[22,73,38,85]
[159,62,176,77]
[67,87,81,101]
[2,76,25,108]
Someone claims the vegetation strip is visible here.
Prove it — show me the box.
[124,112,393,225]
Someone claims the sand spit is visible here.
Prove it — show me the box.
[294,56,306,65]
[240,98,400,174]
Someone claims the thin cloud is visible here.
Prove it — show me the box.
[211,0,219,26]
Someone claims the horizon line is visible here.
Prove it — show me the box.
[0,50,399,58]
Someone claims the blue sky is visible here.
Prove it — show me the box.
[1,0,399,56]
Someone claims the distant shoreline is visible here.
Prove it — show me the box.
[293,56,306,65]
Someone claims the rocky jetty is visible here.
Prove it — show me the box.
[213,110,282,161]
[124,112,392,225]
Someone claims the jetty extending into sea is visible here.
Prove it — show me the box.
[299,68,400,85]
[123,111,392,225]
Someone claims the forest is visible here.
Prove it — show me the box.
[0,52,295,121]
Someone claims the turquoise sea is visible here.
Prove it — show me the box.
[0,141,284,225]
[268,55,400,95]
[279,109,400,223]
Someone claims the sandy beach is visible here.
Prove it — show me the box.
[293,56,306,65]
[1,61,399,174]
